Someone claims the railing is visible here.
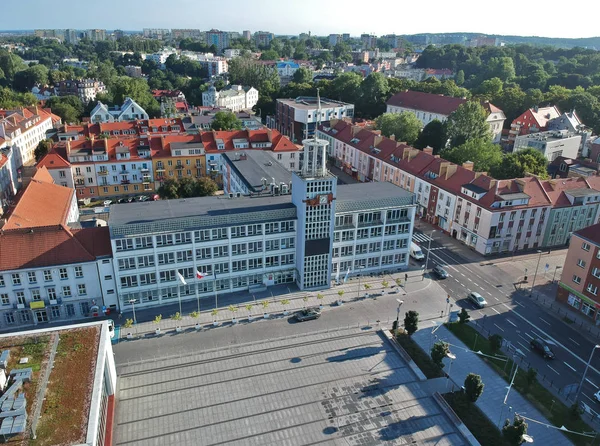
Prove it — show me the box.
[98,171,108,176]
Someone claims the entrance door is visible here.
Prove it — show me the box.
[35,310,48,323]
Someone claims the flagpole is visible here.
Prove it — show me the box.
[214,273,218,309]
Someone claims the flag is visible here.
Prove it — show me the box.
[176,271,187,285]
[196,270,205,280]
[343,267,350,283]
[335,264,340,283]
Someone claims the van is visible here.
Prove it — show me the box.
[410,242,425,261]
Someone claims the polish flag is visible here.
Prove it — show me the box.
[196,270,205,280]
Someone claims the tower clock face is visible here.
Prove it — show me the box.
[319,194,328,204]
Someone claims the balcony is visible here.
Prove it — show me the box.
[155,167,165,172]
[140,168,150,173]
[98,170,108,176]
[120,170,129,174]
[175,164,184,170]
[121,180,130,184]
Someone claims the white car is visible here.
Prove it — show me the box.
[467,291,487,308]
[103,200,112,207]
[594,390,600,402]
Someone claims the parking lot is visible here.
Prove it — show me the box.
[114,327,469,445]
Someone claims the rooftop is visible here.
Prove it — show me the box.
[221,151,291,193]
[575,223,600,246]
[386,90,467,116]
[277,97,354,109]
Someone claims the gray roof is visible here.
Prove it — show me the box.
[566,188,599,197]
[335,181,415,212]
[498,192,530,201]
[222,151,291,193]
[462,183,487,194]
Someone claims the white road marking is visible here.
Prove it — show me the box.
[586,378,598,389]
[492,296,499,301]
[547,364,560,375]
[507,320,518,328]
[569,338,581,346]
[539,317,551,325]
[461,273,466,277]
[491,307,501,315]
[523,332,534,340]
[564,362,577,372]
[468,278,473,282]
[487,292,493,296]
[494,323,505,332]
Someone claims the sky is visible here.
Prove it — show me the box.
[2,0,598,39]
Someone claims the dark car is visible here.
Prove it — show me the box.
[294,308,321,322]
[530,338,555,359]
[433,266,448,279]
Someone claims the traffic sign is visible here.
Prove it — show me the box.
[545,263,549,272]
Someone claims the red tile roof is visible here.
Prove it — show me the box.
[72,226,112,258]
[3,180,74,230]
[0,225,98,271]
[386,90,467,116]
[37,150,71,169]
[32,165,55,184]
[575,223,600,246]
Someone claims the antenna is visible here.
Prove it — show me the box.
[314,87,322,141]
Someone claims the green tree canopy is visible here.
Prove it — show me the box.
[13,64,49,91]
[502,416,529,446]
[403,310,419,336]
[211,111,243,131]
[375,112,421,145]
[414,119,446,152]
[491,148,549,179]
[464,373,484,402]
[440,138,503,173]
[292,67,313,84]
[34,139,52,162]
[358,72,389,118]
[431,341,450,369]
[157,177,218,200]
[445,101,491,147]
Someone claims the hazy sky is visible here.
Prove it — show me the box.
[2,0,597,39]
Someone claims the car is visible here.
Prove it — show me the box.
[117,198,128,204]
[127,197,136,203]
[107,319,115,339]
[530,338,555,359]
[294,307,321,322]
[594,390,600,403]
[467,291,487,308]
[103,200,112,207]
[432,266,448,279]
[138,195,150,202]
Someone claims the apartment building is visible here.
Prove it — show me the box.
[201,85,259,112]
[205,30,230,53]
[109,137,416,312]
[385,91,505,143]
[557,223,600,320]
[56,79,106,103]
[151,134,206,188]
[505,105,561,148]
[89,97,149,123]
[513,130,582,161]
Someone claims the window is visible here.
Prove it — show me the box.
[158,252,175,265]
[66,304,75,317]
[577,259,586,268]
[0,294,9,305]
[43,270,52,281]
[120,276,138,288]
[28,272,37,284]
[116,239,134,251]
[31,289,41,301]
[118,258,136,270]
[12,274,21,285]
[177,250,193,262]
[59,268,68,280]
[587,283,598,295]
[0,276,4,287]
[75,266,83,278]
[160,270,176,282]
[582,242,591,251]
[78,284,87,296]
[47,287,56,299]
[62,286,72,297]
[573,275,582,284]
[156,234,173,246]
[593,268,600,279]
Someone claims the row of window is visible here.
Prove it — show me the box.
[332,238,408,257]
[0,267,84,287]
[1,302,88,326]
[334,224,410,242]
[1,284,87,305]
[335,253,407,273]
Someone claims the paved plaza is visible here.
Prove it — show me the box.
[114,327,471,445]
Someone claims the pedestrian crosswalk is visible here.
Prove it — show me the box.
[412,233,433,244]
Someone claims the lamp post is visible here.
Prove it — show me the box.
[424,230,436,273]
[445,351,456,391]
[128,299,137,325]
[576,344,600,402]
[553,265,562,283]
[529,250,543,296]
[394,299,404,336]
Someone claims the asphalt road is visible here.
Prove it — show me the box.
[413,229,600,411]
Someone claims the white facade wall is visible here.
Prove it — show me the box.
[0,262,105,328]
[386,105,447,127]
[270,151,300,171]
[2,116,53,168]
[50,166,75,188]
[95,159,154,195]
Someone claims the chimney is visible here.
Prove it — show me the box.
[462,161,474,171]
[64,123,68,132]
[374,134,383,147]
[489,178,497,190]
[439,162,449,178]
[408,148,419,161]
[66,140,71,157]
[266,128,273,142]
[351,125,362,137]
[389,134,395,141]
[160,135,165,150]
[446,164,457,179]
[330,118,339,128]
[104,137,109,152]
[422,146,433,155]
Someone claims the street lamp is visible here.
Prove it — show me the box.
[424,230,436,273]
[522,434,534,443]
[357,266,365,300]
[394,299,404,336]
[576,344,600,402]
[529,250,543,296]
[128,299,137,325]
[445,351,456,391]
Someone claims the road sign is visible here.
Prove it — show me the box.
[545,263,549,272]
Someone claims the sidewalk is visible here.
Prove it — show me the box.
[412,324,572,445]
[114,269,432,339]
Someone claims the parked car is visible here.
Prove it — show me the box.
[107,319,115,339]
[294,308,321,322]
[138,195,150,202]
[117,198,128,204]
[433,266,448,279]
[594,390,600,402]
[103,200,112,207]
[127,197,136,203]
[530,338,555,359]
[467,291,487,308]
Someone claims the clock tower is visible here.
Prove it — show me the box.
[292,91,337,290]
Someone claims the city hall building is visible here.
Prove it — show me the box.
[108,137,417,311]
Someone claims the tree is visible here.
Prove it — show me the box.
[157,178,178,199]
[489,334,503,354]
[156,177,217,199]
[502,415,529,446]
[329,72,363,104]
[487,57,516,82]
[211,111,243,131]
[34,139,52,162]
[440,139,503,173]
[375,112,421,145]
[458,308,470,324]
[13,64,49,91]
[49,102,80,123]
[476,77,504,101]
[464,373,484,402]
[445,101,491,147]
[292,67,313,84]
[414,119,447,152]
[358,72,389,118]
[492,149,549,179]
[403,310,419,336]
[431,341,450,369]
[455,69,465,86]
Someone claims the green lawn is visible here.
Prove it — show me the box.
[395,332,445,379]
[444,392,509,446]
[446,322,595,445]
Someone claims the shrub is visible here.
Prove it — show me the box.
[404,310,419,336]
[464,373,485,402]
[431,341,450,369]
[489,334,503,353]
[458,308,470,324]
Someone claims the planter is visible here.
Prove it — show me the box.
[175,326,182,333]
[283,310,289,316]
[337,300,344,306]
[232,318,238,324]
[213,320,219,326]
[263,313,270,319]
[155,328,161,335]
[195,323,201,331]
[248,314,254,321]
[127,332,133,339]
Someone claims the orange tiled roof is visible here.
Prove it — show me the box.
[32,165,55,184]
[37,150,71,169]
